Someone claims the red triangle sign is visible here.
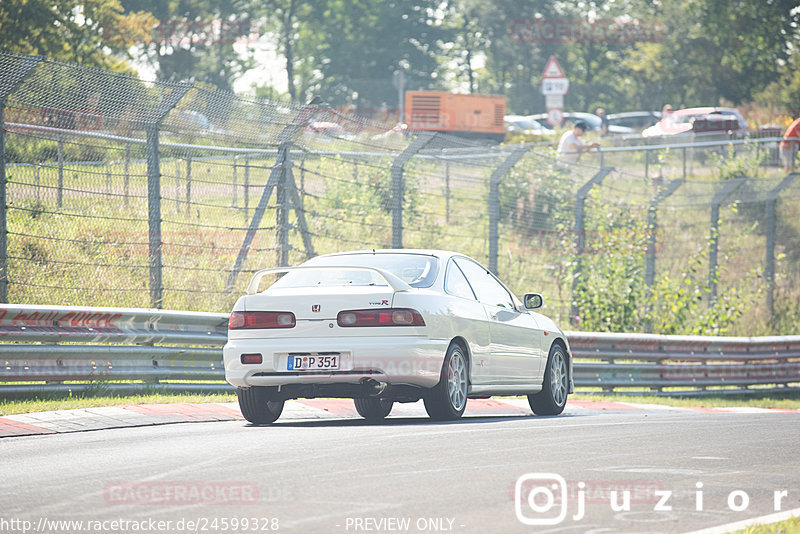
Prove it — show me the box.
[542,56,565,79]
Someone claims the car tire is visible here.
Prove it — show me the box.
[424,342,469,421]
[528,343,569,416]
[353,398,394,420]
[237,386,285,424]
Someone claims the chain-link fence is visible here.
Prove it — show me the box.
[1,52,798,335]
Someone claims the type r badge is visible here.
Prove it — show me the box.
[311,304,321,313]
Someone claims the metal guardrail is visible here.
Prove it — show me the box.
[568,332,800,394]
[0,304,228,396]
[0,305,798,397]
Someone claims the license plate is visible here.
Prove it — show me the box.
[288,355,340,370]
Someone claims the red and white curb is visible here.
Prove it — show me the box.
[1,399,797,438]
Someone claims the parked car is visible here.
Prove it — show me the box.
[223,249,573,424]
[530,112,633,135]
[504,115,554,135]
[642,107,749,139]
[607,111,661,132]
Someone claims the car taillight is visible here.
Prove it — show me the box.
[241,353,263,364]
[337,308,425,327]
[228,311,296,329]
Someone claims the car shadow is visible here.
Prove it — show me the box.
[244,412,587,428]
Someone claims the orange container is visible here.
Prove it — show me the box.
[404,91,506,140]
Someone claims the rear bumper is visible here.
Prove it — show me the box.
[223,336,449,391]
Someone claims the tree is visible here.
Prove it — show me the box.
[623,0,800,107]
[119,0,256,91]
[0,0,156,73]
[255,0,318,103]
[300,0,449,109]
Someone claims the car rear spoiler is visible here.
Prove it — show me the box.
[246,266,413,295]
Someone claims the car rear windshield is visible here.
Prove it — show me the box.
[272,253,439,289]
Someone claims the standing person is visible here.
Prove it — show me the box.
[557,121,600,163]
[596,108,609,136]
[780,117,800,172]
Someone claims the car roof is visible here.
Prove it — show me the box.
[673,107,740,117]
[607,111,660,118]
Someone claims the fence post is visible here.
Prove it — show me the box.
[0,54,43,303]
[488,146,529,276]
[225,103,314,291]
[56,135,64,208]
[145,124,164,308]
[645,179,684,288]
[570,167,614,324]
[124,142,130,207]
[284,152,315,260]
[232,155,238,209]
[682,146,687,179]
[445,159,451,224]
[225,143,288,291]
[276,148,291,267]
[708,177,747,303]
[145,82,192,309]
[35,164,40,203]
[391,132,434,248]
[244,155,250,219]
[765,173,798,316]
[185,156,192,216]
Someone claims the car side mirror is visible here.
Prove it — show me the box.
[522,293,544,310]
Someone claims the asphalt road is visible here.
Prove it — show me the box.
[1,405,798,534]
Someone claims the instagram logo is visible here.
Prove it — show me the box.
[514,473,569,525]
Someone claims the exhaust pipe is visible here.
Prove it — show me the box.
[360,378,387,396]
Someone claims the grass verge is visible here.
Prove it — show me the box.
[737,515,800,533]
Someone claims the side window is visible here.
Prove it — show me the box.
[444,259,476,300]
[454,258,515,309]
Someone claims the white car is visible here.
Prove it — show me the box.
[223,250,573,424]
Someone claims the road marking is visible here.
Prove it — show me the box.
[589,466,705,476]
[683,506,800,534]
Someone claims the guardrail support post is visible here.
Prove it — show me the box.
[0,54,43,303]
[488,146,529,276]
[570,167,614,325]
[391,132,434,249]
[145,82,192,309]
[708,176,747,303]
[765,173,798,316]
